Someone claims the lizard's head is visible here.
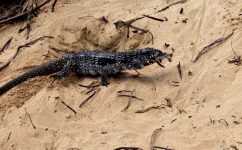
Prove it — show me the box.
[138,48,172,67]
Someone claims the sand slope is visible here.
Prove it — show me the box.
[0,0,242,149]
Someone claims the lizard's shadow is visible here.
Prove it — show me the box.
[75,71,163,86]
[75,72,140,84]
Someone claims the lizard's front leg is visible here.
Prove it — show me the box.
[100,73,109,86]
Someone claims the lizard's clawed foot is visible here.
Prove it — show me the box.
[50,74,64,85]
[101,75,110,86]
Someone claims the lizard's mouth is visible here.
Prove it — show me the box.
[155,53,173,68]
[165,53,173,62]
[156,60,165,68]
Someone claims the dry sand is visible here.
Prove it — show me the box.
[0,0,242,149]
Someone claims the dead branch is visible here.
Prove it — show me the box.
[157,0,187,13]
[13,35,54,59]
[192,32,234,62]
[0,37,13,54]
[0,36,54,72]
[79,88,100,108]
[25,108,36,129]
[61,100,77,114]
[0,0,51,26]
[150,128,162,150]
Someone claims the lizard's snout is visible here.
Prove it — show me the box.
[165,53,173,62]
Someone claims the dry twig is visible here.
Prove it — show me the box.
[228,31,242,66]
[218,119,229,126]
[0,36,54,72]
[0,37,13,54]
[117,90,143,100]
[150,128,162,150]
[228,56,241,66]
[0,0,52,26]
[135,105,165,113]
[14,36,54,59]
[117,89,143,111]
[61,101,77,114]
[143,15,166,22]
[157,0,187,13]
[176,61,182,80]
[25,108,36,129]
[153,146,174,150]
[6,132,11,142]
[114,18,154,44]
[192,32,234,62]
[51,0,58,12]
[114,147,143,150]
[79,88,100,108]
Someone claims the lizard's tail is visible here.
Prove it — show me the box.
[0,59,64,96]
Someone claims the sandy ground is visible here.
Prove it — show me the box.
[0,0,242,149]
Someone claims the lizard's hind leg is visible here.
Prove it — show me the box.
[51,61,73,84]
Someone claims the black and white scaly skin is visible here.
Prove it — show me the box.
[0,47,172,96]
